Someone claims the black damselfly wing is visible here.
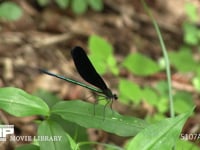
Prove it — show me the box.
[71,46,109,91]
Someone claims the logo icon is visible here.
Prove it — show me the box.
[0,125,14,141]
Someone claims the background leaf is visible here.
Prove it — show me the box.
[72,0,88,14]
[37,0,50,6]
[169,47,198,72]
[173,91,194,114]
[88,0,103,11]
[55,0,69,9]
[88,35,113,56]
[123,53,160,76]
[185,2,198,22]
[0,2,22,21]
[183,23,200,45]
[119,79,142,104]
[33,89,61,108]
[88,35,118,75]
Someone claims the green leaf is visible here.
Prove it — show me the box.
[156,97,168,114]
[89,54,107,74]
[15,144,40,150]
[153,81,169,113]
[155,81,169,97]
[88,35,118,75]
[38,120,72,150]
[33,89,61,108]
[0,2,22,21]
[169,47,198,72]
[72,0,88,14]
[88,35,113,56]
[127,112,192,150]
[65,133,77,150]
[89,53,119,75]
[107,54,119,75]
[183,23,200,45]
[0,87,49,116]
[142,87,158,106]
[185,2,198,22]
[173,91,194,114]
[176,139,200,150]
[146,113,165,123]
[55,0,69,9]
[37,0,50,6]
[51,100,148,136]
[50,114,91,149]
[123,53,160,76]
[119,79,142,104]
[192,76,200,92]
[88,0,103,11]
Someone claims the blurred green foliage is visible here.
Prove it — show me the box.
[119,79,142,104]
[37,0,103,14]
[88,35,119,75]
[183,2,200,45]
[122,52,161,76]
[0,2,22,21]
[168,46,198,73]
[0,0,104,21]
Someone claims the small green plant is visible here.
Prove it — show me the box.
[0,86,192,150]
[0,87,148,150]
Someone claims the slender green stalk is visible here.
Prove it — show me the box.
[142,0,174,118]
